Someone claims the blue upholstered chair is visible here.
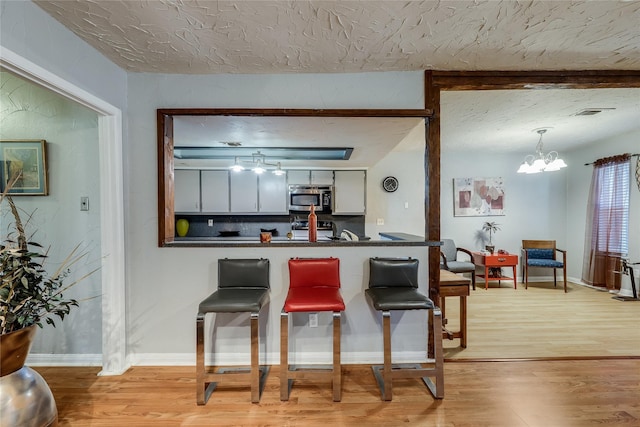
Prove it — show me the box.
[521,240,567,292]
[440,239,476,290]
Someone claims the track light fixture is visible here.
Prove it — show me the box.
[228,151,285,175]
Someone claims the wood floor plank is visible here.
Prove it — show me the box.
[35,361,640,426]
[442,281,640,360]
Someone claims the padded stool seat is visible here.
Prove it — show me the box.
[281,257,345,402]
[365,257,444,401]
[198,288,269,313]
[196,258,270,405]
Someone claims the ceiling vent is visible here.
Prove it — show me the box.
[575,108,615,116]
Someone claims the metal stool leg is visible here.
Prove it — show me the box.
[250,312,259,403]
[280,311,290,401]
[332,312,342,402]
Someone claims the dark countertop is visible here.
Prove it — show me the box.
[167,233,441,248]
[379,232,429,242]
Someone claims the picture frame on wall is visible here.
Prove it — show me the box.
[0,140,49,196]
[453,176,504,217]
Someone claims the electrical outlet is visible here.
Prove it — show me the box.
[80,197,89,211]
[309,313,318,328]
[208,219,214,226]
[376,218,384,225]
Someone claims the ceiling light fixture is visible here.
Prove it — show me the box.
[230,151,284,175]
[517,129,567,174]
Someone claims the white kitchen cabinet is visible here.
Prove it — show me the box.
[311,170,334,185]
[201,170,230,213]
[287,170,311,185]
[287,170,334,186]
[258,173,288,213]
[230,171,259,212]
[174,169,200,212]
[333,170,366,215]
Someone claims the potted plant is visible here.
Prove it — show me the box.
[0,181,96,425]
[482,221,500,254]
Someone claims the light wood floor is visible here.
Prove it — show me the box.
[33,280,640,426]
[36,361,640,426]
[442,280,640,360]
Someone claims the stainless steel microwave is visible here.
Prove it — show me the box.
[288,185,333,213]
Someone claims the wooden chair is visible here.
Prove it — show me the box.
[521,240,567,292]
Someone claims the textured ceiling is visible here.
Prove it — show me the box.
[34,0,640,74]
[30,0,640,163]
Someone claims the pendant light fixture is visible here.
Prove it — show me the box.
[517,128,567,174]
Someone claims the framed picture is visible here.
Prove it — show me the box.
[453,176,504,217]
[0,140,49,196]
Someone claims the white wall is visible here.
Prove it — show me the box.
[366,121,426,237]
[441,149,568,273]
[441,130,639,283]
[126,72,429,364]
[565,130,640,278]
[0,70,102,354]
[1,0,127,366]
[0,0,127,109]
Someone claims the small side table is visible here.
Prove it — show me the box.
[472,251,518,290]
[439,269,470,348]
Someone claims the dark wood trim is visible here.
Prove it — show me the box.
[158,112,174,246]
[157,108,432,247]
[159,71,640,248]
[424,71,441,300]
[430,70,640,90]
[423,69,640,299]
[157,108,432,117]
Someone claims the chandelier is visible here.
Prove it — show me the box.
[517,129,567,174]
[229,151,285,175]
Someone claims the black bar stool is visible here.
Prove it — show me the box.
[365,257,444,401]
[280,257,345,401]
[196,258,270,404]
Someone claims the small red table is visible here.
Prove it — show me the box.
[472,251,518,290]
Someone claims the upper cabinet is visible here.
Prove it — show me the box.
[287,170,334,186]
[258,173,288,213]
[229,171,288,214]
[287,170,311,185]
[333,170,366,215]
[201,170,230,213]
[230,171,259,212]
[311,170,334,185]
[175,168,363,215]
[174,169,200,212]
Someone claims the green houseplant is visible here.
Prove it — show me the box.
[1,178,97,426]
[481,221,500,254]
[0,195,92,335]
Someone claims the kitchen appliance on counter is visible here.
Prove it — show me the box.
[288,185,333,214]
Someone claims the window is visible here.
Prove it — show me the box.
[593,161,630,255]
[583,154,631,288]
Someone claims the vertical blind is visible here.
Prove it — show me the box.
[593,160,630,255]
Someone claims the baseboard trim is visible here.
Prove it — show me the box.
[26,353,103,366]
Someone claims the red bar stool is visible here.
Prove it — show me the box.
[280,257,345,401]
[365,257,444,400]
[196,258,270,405]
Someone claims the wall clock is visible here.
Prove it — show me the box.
[382,176,399,192]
